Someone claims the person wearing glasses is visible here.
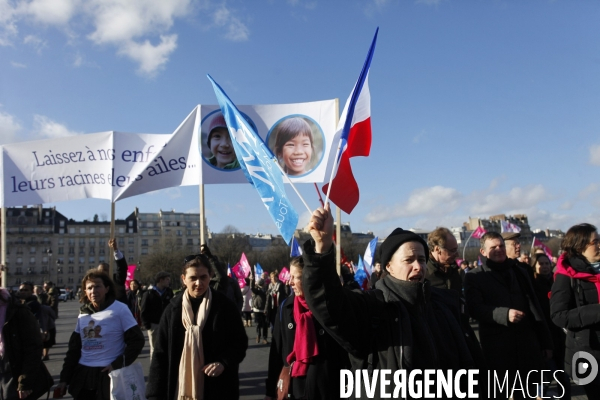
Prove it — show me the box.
[550,223,600,398]
[146,254,247,400]
[425,227,462,294]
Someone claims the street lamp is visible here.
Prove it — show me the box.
[56,259,62,287]
[46,248,52,284]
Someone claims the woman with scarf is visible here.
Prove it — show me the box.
[551,223,600,398]
[146,254,248,400]
[264,257,349,400]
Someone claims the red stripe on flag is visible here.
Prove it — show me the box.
[323,117,371,214]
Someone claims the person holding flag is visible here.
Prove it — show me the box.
[303,205,480,398]
[202,244,243,312]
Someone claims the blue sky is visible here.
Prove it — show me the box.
[1,0,599,239]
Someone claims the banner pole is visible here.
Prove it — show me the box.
[272,159,311,214]
[1,207,6,288]
[334,98,341,276]
[200,184,206,247]
[109,201,115,278]
[462,229,475,262]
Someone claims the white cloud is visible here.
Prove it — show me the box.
[470,184,548,215]
[0,0,19,46]
[365,186,462,223]
[212,5,249,41]
[0,110,23,144]
[32,115,81,138]
[10,61,26,68]
[117,34,178,75]
[590,144,600,166]
[23,34,47,53]
[19,0,79,26]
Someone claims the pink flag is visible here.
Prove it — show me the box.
[231,263,247,288]
[279,267,290,283]
[532,237,553,260]
[125,265,136,289]
[239,253,251,278]
[472,226,487,239]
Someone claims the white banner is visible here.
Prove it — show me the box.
[1,107,201,207]
[200,99,337,184]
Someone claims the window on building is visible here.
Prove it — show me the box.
[79,266,84,273]
[68,277,73,284]
[58,247,64,255]
[79,239,85,246]
[89,257,95,264]
[58,278,63,284]
[128,220,133,227]
[42,256,48,263]
[90,227,95,234]
[142,230,148,236]
[68,266,74,273]
[141,248,148,255]
[154,230,159,236]
[15,267,22,275]
[176,230,182,236]
[141,239,148,246]
[79,257,85,264]
[30,247,35,254]
[79,228,85,234]
[68,238,75,245]
[58,238,64,245]
[118,227,125,234]
[128,238,134,244]
[68,257,74,264]
[187,239,193,245]
[69,227,75,234]
[59,220,65,227]
[68,247,75,255]
[99,227,105,234]
[128,247,134,254]
[29,257,35,264]
[99,256,105,263]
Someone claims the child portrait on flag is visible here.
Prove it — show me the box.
[269,116,323,176]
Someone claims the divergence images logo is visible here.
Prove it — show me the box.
[572,351,599,386]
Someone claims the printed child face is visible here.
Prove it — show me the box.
[279,134,312,175]
[210,128,235,168]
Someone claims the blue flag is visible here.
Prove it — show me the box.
[354,255,368,289]
[290,236,303,257]
[208,75,299,245]
[254,262,264,278]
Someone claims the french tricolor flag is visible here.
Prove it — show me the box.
[323,28,378,214]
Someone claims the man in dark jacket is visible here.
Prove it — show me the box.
[303,206,479,399]
[426,227,462,294]
[202,244,243,311]
[464,231,553,398]
[141,271,174,358]
[43,280,59,318]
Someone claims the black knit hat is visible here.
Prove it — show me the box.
[380,228,429,267]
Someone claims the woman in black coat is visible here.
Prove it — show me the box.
[530,253,569,399]
[146,254,248,400]
[265,257,350,400]
[550,223,600,398]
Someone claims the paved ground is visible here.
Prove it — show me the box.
[45,300,588,399]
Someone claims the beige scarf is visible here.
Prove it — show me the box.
[178,288,212,400]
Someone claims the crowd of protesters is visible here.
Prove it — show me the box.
[1,212,599,399]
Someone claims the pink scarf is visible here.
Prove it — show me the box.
[554,254,600,298]
[286,296,319,377]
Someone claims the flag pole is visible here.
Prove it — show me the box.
[324,138,343,206]
[1,207,6,288]
[270,156,312,214]
[109,201,115,278]
[199,183,206,246]
[314,183,324,207]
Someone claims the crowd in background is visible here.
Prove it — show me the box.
[1,214,599,400]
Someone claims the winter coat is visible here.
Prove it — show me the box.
[550,254,600,386]
[302,241,478,399]
[533,274,566,368]
[146,290,248,400]
[464,256,553,373]
[265,293,351,399]
[141,286,174,328]
[207,253,244,311]
[425,258,463,295]
[241,286,252,313]
[250,280,267,313]
[1,295,45,394]
[113,255,128,304]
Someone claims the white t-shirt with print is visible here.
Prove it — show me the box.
[75,300,138,367]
